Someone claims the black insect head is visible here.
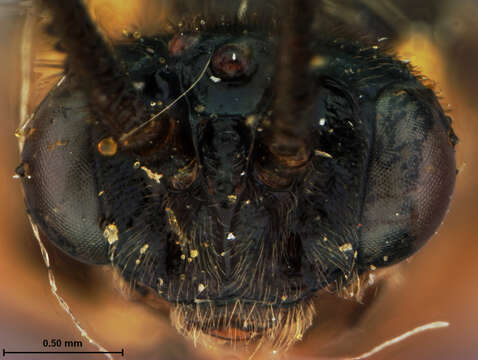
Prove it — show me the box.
[19,0,457,350]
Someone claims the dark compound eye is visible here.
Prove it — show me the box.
[211,43,255,81]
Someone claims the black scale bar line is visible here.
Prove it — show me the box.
[2,349,124,356]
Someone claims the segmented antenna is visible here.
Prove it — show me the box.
[41,0,149,143]
[268,0,317,172]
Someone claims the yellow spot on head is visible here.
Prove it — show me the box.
[314,150,333,159]
[97,137,118,156]
[309,55,328,69]
[140,166,163,183]
[246,114,258,128]
[103,224,119,245]
[339,243,353,252]
[194,104,205,113]
[140,244,149,254]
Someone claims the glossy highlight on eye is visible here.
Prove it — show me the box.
[211,43,255,80]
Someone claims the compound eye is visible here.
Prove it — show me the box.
[211,44,255,81]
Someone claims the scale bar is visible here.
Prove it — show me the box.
[3,349,124,356]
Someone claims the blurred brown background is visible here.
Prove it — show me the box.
[0,1,477,359]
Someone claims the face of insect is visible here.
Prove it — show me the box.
[17,1,458,352]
